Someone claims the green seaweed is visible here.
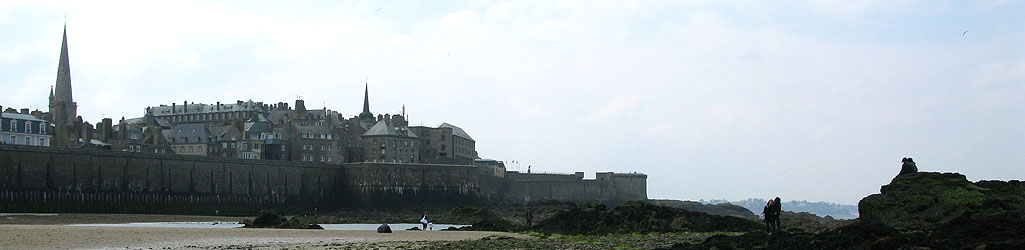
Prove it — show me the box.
[939,187,985,207]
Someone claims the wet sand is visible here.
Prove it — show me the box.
[0,213,524,249]
[0,224,525,249]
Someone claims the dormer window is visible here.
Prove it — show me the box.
[25,121,31,133]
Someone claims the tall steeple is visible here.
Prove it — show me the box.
[53,25,74,105]
[49,24,78,147]
[358,82,374,120]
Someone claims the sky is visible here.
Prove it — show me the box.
[1,1,1022,204]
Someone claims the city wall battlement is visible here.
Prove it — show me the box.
[0,145,646,214]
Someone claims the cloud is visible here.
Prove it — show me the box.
[2,1,1023,205]
[586,95,642,121]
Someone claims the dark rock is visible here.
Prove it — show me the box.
[534,201,762,235]
[377,224,392,233]
[666,171,1025,250]
[406,227,422,231]
[859,172,1023,230]
[647,199,758,220]
[245,210,288,228]
[440,226,459,231]
[242,210,324,229]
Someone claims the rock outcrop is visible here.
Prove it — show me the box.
[667,171,1025,249]
[859,172,1025,230]
[533,201,762,235]
[377,224,392,233]
[647,199,759,220]
[242,210,324,229]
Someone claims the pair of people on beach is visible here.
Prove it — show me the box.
[762,197,781,233]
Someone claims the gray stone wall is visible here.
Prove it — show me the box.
[0,144,648,213]
[0,144,340,215]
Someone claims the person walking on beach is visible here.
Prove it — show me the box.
[420,213,429,230]
[762,199,775,233]
[772,197,782,232]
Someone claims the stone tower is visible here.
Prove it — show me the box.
[48,25,79,147]
[358,83,374,121]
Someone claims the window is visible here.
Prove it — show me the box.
[9,136,14,143]
[189,146,194,152]
[222,142,227,148]
[25,136,30,145]
[25,121,31,133]
[40,123,45,134]
[39,138,45,146]
[10,120,15,131]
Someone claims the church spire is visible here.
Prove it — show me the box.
[358,82,374,120]
[53,24,73,104]
[49,24,78,148]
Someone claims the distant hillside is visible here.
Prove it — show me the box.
[701,198,859,220]
[647,199,757,220]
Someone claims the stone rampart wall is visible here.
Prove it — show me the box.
[0,145,340,215]
[0,145,648,214]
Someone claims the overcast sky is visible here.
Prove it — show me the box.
[2,1,1022,204]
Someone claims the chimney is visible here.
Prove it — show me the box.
[20,108,29,114]
[217,101,221,111]
[184,101,188,113]
[172,103,176,114]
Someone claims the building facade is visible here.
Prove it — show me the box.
[163,123,218,156]
[411,123,477,164]
[361,115,418,163]
[1,109,52,146]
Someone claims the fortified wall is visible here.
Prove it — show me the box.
[479,171,647,205]
[0,145,647,214]
[0,144,341,215]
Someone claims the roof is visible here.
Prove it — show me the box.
[363,120,417,138]
[244,121,271,134]
[440,123,473,141]
[162,123,213,143]
[1,112,45,122]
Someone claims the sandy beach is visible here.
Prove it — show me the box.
[0,213,524,249]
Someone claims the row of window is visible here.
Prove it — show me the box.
[3,135,48,146]
[171,145,215,153]
[163,112,251,122]
[122,144,164,154]
[6,120,46,134]
[371,138,415,148]
[301,154,332,162]
[301,144,332,151]
[300,133,332,139]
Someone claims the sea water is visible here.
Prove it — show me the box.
[66,222,468,231]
